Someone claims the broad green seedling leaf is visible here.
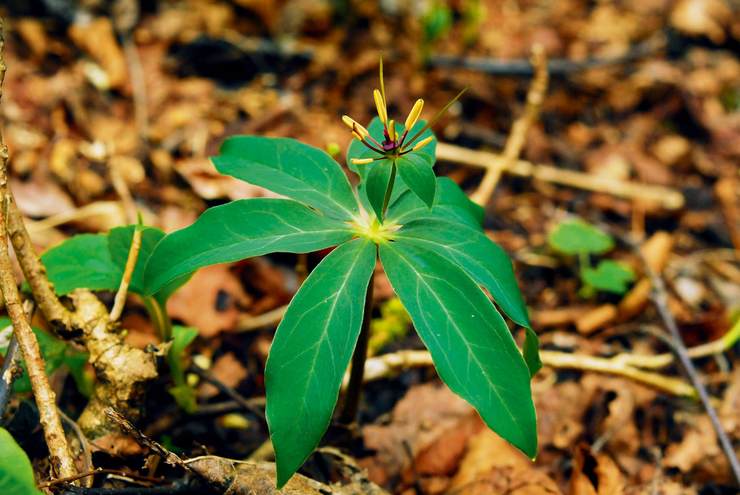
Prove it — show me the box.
[548,219,614,255]
[0,428,42,495]
[214,137,358,221]
[266,239,376,488]
[397,218,531,328]
[582,259,635,295]
[41,234,119,295]
[41,225,190,303]
[143,198,354,295]
[379,240,537,458]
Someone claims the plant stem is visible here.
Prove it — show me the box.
[339,271,375,424]
[379,161,397,222]
[143,296,172,341]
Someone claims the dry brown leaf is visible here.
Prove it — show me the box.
[570,445,625,495]
[449,427,562,495]
[360,383,472,486]
[199,352,249,398]
[670,0,732,44]
[68,17,129,90]
[167,264,252,337]
[11,177,75,218]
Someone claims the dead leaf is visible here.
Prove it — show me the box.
[167,264,252,337]
[570,445,625,495]
[199,352,248,398]
[449,427,562,495]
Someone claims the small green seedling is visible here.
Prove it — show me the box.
[0,318,91,397]
[0,427,43,495]
[139,62,539,487]
[38,225,198,409]
[548,218,635,297]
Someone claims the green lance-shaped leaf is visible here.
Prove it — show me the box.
[387,177,483,228]
[143,199,354,295]
[365,159,394,221]
[266,238,376,488]
[213,136,359,221]
[522,328,542,378]
[396,217,531,329]
[379,240,537,458]
[0,428,43,495]
[396,153,436,208]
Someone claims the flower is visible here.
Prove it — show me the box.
[343,59,447,166]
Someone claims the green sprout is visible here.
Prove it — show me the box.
[548,218,636,297]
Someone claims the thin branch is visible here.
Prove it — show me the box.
[189,363,265,419]
[109,227,142,322]
[237,304,288,332]
[339,271,375,424]
[0,18,77,480]
[0,206,77,478]
[0,300,33,419]
[0,324,20,419]
[436,142,685,210]
[358,349,698,399]
[471,44,548,206]
[429,35,664,77]
[634,238,740,484]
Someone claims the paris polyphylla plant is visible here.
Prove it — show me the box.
[38,61,541,489]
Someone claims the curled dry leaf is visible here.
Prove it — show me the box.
[449,427,561,495]
[569,445,625,495]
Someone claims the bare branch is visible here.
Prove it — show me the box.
[471,44,549,206]
[0,16,77,481]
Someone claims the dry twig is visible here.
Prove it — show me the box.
[437,143,685,210]
[471,44,548,205]
[0,19,157,441]
[0,19,77,480]
[109,226,142,322]
[633,237,740,484]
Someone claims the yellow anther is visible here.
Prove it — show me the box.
[373,89,388,124]
[388,120,396,141]
[351,157,374,165]
[412,135,434,151]
[404,99,424,131]
[342,115,369,138]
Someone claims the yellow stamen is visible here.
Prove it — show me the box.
[388,120,396,141]
[412,136,434,151]
[373,89,387,124]
[404,99,424,131]
[342,115,369,138]
[352,131,364,141]
[351,157,374,165]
